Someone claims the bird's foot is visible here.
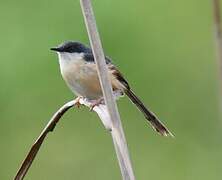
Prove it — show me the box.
[75,96,83,108]
[89,98,105,111]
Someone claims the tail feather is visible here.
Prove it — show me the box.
[125,89,173,137]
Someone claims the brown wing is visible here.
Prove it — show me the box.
[108,64,130,91]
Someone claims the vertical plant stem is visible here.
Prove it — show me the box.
[80,0,135,179]
[212,0,222,108]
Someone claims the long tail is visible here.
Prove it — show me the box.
[124,89,173,137]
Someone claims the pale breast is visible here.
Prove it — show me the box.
[60,57,125,100]
[61,59,103,99]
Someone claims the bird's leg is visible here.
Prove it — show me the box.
[89,97,105,111]
[75,96,83,108]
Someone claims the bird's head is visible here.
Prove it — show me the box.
[51,41,91,62]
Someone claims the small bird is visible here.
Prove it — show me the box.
[51,41,172,137]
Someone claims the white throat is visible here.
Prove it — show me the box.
[58,52,84,70]
[58,52,84,61]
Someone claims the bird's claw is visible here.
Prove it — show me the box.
[75,96,83,108]
[89,98,104,111]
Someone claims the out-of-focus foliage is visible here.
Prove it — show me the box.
[0,0,221,179]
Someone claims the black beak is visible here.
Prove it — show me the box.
[50,47,61,52]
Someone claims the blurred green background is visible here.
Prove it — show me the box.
[1,0,222,179]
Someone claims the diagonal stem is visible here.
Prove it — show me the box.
[80,0,135,179]
[14,98,119,180]
[14,100,77,180]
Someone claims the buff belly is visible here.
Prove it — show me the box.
[60,61,102,99]
[59,56,126,100]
